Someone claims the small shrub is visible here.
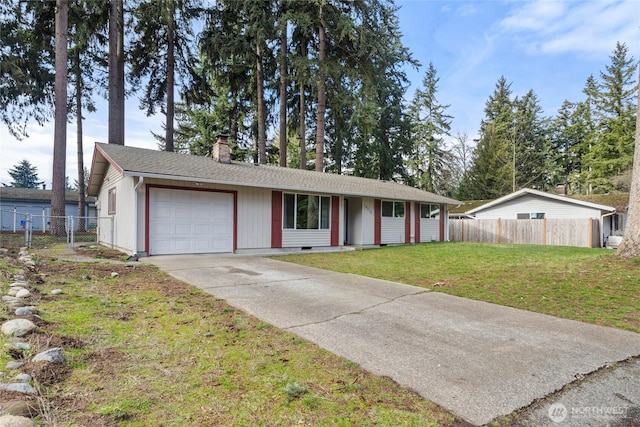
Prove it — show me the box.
[284,382,307,403]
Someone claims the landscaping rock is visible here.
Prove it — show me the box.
[14,290,30,299]
[1,296,20,304]
[6,362,24,370]
[32,348,64,364]
[1,320,36,337]
[8,302,24,309]
[9,283,27,288]
[0,400,39,418]
[4,342,30,351]
[14,308,32,317]
[50,289,63,295]
[13,374,31,384]
[0,248,8,254]
[0,415,34,427]
[82,275,91,280]
[0,383,35,394]
[12,275,25,282]
[111,272,119,278]
[23,262,35,270]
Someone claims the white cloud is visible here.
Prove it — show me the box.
[456,3,480,17]
[499,0,640,58]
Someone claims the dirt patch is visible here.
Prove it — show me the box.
[73,246,125,261]
[28,334,87,351]
[21,361,70,386]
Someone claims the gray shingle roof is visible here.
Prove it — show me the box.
[89,142,460,205]
[0,187,96,203]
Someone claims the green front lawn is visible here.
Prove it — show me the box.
[276,242,640,333]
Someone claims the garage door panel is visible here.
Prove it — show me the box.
[149,188,233,255]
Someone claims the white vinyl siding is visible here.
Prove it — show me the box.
[282,229,331,247]
[381,217,404,244]
[474,194,602,220]
[96,168,135,254]
[420,219,440,242]
[236,187,271,250]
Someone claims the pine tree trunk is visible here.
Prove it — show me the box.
[257,42,266,164]
[279,21,287,167]
[51,0,68,236]
[299,43,307,170]
[616,69,640,257]
[75,51,86,232]
[108,0,124,145]
[165,0,175,152]
[315,11,326,172]
[299,83,306,169]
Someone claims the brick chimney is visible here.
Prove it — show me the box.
[213,134,231,164]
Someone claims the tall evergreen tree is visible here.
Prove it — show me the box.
[51,0,69,235]
[128,0,200,152]
[585,42,637,193]
[467,76,514,198]
[512,90,552,190]
[406,62,453,194]
[6,160,44,189]
[108,0,124,145]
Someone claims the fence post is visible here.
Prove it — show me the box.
[13,208,17,233]
[24,214,32,248]
[110,216,115,249]
[42,208,46,232]
[461,218,465,242]
[588,218,593,248]
[69,216,75,249]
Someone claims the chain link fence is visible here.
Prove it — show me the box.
[0,209,113,250]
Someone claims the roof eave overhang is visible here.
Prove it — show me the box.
[122,171,459,204]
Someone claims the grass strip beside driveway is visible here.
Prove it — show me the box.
[0,252,466,426]
[276,243,640,333]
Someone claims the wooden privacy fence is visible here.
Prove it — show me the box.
[449,218,601,248]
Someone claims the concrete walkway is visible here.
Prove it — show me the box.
[143,254,640,426]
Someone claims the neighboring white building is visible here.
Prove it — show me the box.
[465,188,625,246]
[87,138,459,256]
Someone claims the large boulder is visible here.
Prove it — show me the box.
[1,320,36,337]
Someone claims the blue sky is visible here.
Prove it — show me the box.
[1,0,639,188]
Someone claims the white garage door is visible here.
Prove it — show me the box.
[149,188,233,255]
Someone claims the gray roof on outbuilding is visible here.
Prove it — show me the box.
[89,142,460,205]
[0,187,96,203]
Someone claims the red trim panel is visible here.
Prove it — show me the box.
[330,195,340,246]
[271,191,282,248]
[405,201,411,243]
[439,204,445,242]
[414,202,421,243]
[374,199,381,245]
[145,184,238,254]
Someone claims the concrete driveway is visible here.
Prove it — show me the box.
[143,254,640,426]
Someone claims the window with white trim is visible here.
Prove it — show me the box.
[420,204,440,219]
[108,188,116,214]
[382,201,404,218]
[283,193,331,230]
